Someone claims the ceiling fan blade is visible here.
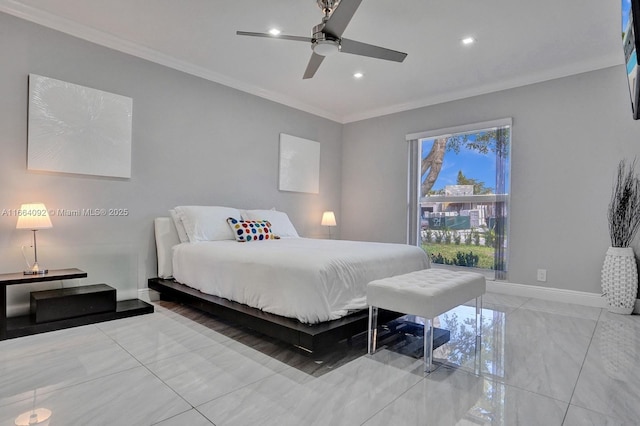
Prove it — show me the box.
[303,52,325,79]
[323,0,363,38]
[340,38,407,62]
[236,31,312,43]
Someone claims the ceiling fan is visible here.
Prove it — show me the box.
[236,0,407,79]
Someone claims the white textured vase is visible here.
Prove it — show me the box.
[601,247,638,314]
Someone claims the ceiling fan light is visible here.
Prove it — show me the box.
[313,40,340,56]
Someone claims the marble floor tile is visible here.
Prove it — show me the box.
[2,296,636,425]
[363,367,568,426]
[145,339,288,406]
[0,325,109,361]
[195,368,317,425]
[520,297,603,321]
[197,351,424,426]
[487,307,596,402]
[96,310,221,363]
[481,291,531,308]
[0,325,140,407]
[0,366,191,425]
[153,408,215,425]
[563,404,626,426]
[570,313,640,424]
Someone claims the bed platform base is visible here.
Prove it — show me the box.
[148,277,408,355]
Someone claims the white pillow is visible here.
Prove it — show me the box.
[169,209,189,243]
[174,205,241,242]
[242,209,299,238]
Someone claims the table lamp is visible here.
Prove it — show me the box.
[321,211,336,239]
[16,203,52,275]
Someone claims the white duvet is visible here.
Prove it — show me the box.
[172,238,430,324]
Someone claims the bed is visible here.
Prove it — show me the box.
[149,206,431,353]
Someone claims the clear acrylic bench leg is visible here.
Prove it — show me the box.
[424,317,434,373]
[367,306,378,354]
[474,295,483,375]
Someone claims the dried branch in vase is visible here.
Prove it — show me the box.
[608,159,640,248]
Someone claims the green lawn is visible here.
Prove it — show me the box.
[422,243,495,269]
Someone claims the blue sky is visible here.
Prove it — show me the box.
[421,137,504,192]
[623,0,631,32]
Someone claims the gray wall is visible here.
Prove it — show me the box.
[341,66,640,294]
[0,13,342,314]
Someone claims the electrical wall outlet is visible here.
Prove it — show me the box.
[537,269,547,282]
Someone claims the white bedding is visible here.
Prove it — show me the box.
[172,238,430,324]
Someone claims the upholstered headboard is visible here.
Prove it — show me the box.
[154,217,180,279]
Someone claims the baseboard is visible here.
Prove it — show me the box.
[138,288,160,303]
[487,280,607,307]
[487,280,640,314]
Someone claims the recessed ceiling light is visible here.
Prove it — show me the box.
[269,28,281,36]
[462,37,475,45]
[353,72,364,79]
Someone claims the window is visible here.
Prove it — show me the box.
[407,119,511,279]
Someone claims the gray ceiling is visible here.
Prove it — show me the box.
[0,0,624,123]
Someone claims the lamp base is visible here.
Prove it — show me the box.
[24,269,48,275]
[24,263,48,275]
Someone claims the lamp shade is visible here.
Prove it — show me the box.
[16,203,52,230]
[321,211,336,227]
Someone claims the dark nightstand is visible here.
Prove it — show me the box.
[0,268,153,340]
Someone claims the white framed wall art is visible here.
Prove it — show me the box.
[27,74,133,178]
[278,133,320,194]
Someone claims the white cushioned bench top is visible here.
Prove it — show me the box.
[367,268,486,319]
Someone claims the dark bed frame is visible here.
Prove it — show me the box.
[148,277,450,355]
[147,277,399,354]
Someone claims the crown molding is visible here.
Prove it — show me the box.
[0,1,625,125]
[0,1,342,123]
[343,54,624,123]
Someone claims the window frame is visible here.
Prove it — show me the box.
[406,118,512,279]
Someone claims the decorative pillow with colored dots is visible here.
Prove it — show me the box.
[226,217,279,242]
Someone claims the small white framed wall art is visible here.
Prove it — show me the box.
[278,133,320,194]
[27,74,133,178]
